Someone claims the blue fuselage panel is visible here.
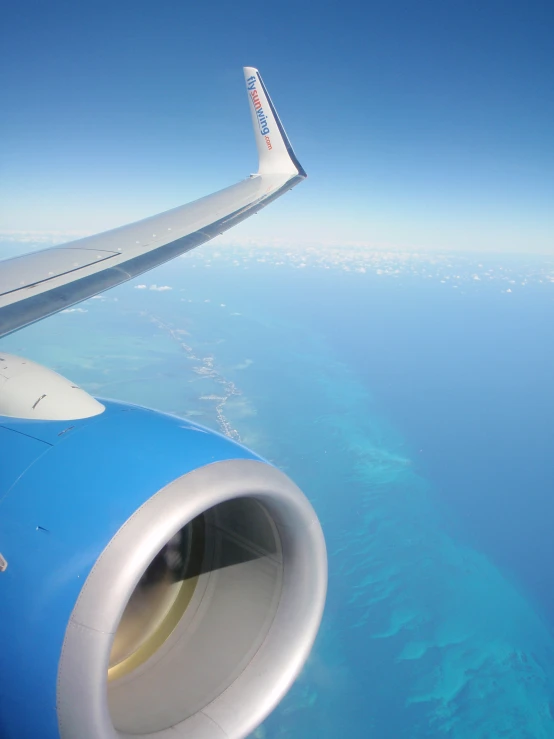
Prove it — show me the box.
[0,400,258,739]
[0,426,51,502]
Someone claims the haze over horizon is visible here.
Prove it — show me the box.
[1,0,553,254]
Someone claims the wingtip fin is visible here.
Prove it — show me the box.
[243,67,306,178]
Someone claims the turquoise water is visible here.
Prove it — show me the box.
[3,245,554,737]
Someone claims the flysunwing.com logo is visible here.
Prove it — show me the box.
[247,75,273,151]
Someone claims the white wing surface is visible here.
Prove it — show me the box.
[0,67,305,338]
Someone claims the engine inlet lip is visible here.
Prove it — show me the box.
[57,458,327,739]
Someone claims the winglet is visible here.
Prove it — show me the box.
[244,67,307,178]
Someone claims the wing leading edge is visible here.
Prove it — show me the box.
[0,67,305,339]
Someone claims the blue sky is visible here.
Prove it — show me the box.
[1,0,553,253]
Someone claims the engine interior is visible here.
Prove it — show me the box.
[107,498,283,734]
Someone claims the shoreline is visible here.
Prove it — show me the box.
[149,314,242,441]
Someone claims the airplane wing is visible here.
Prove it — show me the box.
[0,66,305,339]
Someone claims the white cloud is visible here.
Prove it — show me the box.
[61,307,88,314]
[134,283,173,291]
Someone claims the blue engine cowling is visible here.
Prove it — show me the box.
[0,399,327,739]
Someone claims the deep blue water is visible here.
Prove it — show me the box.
[323,272,554,624]
[3,245,554,737]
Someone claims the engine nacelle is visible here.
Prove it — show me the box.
[0,358,327,739]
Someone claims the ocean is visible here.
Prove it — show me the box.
[2,242,554,737]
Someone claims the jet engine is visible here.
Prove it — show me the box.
[0,355,327,739]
